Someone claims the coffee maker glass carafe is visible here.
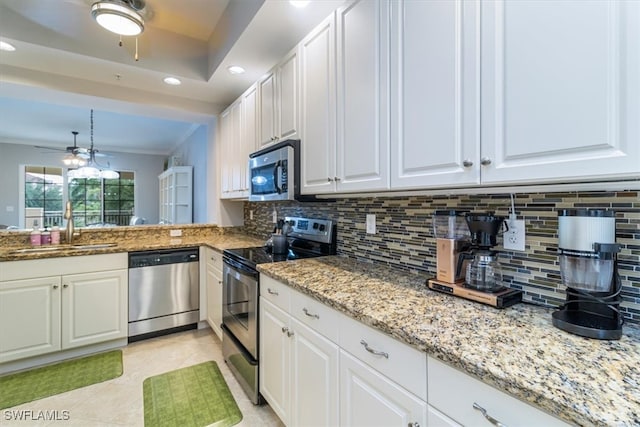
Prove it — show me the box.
[456,212,508,292]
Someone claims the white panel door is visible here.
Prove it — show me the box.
[290,318,339,427]
[259,297,291,425]
[300,13,336,194]
[206,264,222,340]
[391,0,480,189]
[259,72,278,146]
[0,276,61,362]
[278,48,299,141]
[336,0,390,192]
[61,270,127,349]
[242,84,258,192]
[481,0,640,184]
[219,107,232,197]
[340,350,427,427]
[229,100,244,194]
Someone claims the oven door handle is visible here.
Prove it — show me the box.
[224,258,259,279]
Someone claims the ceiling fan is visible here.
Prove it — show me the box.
[35,131,109,162]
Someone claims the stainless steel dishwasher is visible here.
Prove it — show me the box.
[128,247,199,341]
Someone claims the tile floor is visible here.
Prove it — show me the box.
[1,328,284,426]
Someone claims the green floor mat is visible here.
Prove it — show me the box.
[0,350,123,409]
[143,361,242,427]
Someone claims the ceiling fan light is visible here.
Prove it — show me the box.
[91,2,144,36]
[100,169,120,179]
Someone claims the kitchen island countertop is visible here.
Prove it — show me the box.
[258,255,640,427]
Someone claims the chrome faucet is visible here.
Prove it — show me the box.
[64,201,75,243]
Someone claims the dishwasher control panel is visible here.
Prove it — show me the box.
[129,247,199,268]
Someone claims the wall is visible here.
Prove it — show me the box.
[243,190,640,325]
[169,124,209,223]
[0,142,165,226]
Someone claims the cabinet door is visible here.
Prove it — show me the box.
[61,270,128,349]
[259,297,291,425]
[336,0,390,192]
[278,48,299,141]
[340,350,427,427]
[300,13,337,194]
[0,277,61,362]
[481,0,640,184]
[259,72,278,146]
[219,107,233,197]
[290,318,339,427]
[205,253,223,340]
[229,100,244,195]
[390,0,480,189]
[242,84,259,192]
[428,405,462,427]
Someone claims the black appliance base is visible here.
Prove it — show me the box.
[552,309,622,340]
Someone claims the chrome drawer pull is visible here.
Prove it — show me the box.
[303,308,319,319]
[360,340,389,359]
[267,288,279,296]
[473,403,507,427]
[408,423,420,427]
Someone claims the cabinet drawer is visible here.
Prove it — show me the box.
[205,248,223,273]
[339,316,427,401]
[428,356,569,427]
[291,290,343,342]
[260,274,291,312]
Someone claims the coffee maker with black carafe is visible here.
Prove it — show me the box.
[456,212,508,292]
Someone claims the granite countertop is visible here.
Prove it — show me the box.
[0,233,264,262]
[257,256,640,427]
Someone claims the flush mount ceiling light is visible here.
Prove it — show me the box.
[91,1,145,36]
[0,41,16,51]
[227,65,246,75]
[289,1,311,8]
[163,77,181,86]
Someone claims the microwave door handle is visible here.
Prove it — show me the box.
[274,160,282,194]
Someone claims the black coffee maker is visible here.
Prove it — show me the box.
[456,212,508,292]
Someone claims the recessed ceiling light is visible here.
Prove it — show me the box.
[163,77,181,86]
[0,41,16,52]
[289,1,310,8]
[227,65,246,75]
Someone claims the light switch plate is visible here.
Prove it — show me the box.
[503,219,525,251]
[366,214,376,234]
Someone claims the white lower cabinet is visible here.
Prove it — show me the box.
[202,247,223,340]
[428,356,569,427]
[260,294,340,427]
[340,350,426,427]
[0,254,128,364]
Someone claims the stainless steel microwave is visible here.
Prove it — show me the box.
[248,140,299,202]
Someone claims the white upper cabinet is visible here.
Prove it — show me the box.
[390,0,480,189]
[336,0,390,192]
[480,0,640,184]
[259,48,299,148]
[301,0,390,195]
[300,12,336,194]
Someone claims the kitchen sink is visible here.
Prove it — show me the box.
[10,243,118,254]
[68,243,118,250]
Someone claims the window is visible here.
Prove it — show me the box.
[21,166,135,228]
[69,172,135,226]
[24,166,64,229]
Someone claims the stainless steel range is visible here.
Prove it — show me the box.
[221,216,337,404]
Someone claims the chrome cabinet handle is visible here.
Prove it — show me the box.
[462,159,474,167]
[334,177,341,182]
[281,327,288,334]
[287,330,294,337]
[480,157,492,166]
[267,288,278,296]
[53,285,59,289]
[360,340,389,359]
[327,177,333,182]
[473,403,507,427]
[303,308,319,319]
[218,280,222,285]
[408,423,420,427]
[63,284,69,288]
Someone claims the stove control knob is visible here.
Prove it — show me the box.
[312,222,319,230]
[319,224,326,231]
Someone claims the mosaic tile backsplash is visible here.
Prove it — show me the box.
[243,191,640,325]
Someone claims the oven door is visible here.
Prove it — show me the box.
[223,257,259,359]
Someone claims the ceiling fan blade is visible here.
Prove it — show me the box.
[35,145,67,152]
